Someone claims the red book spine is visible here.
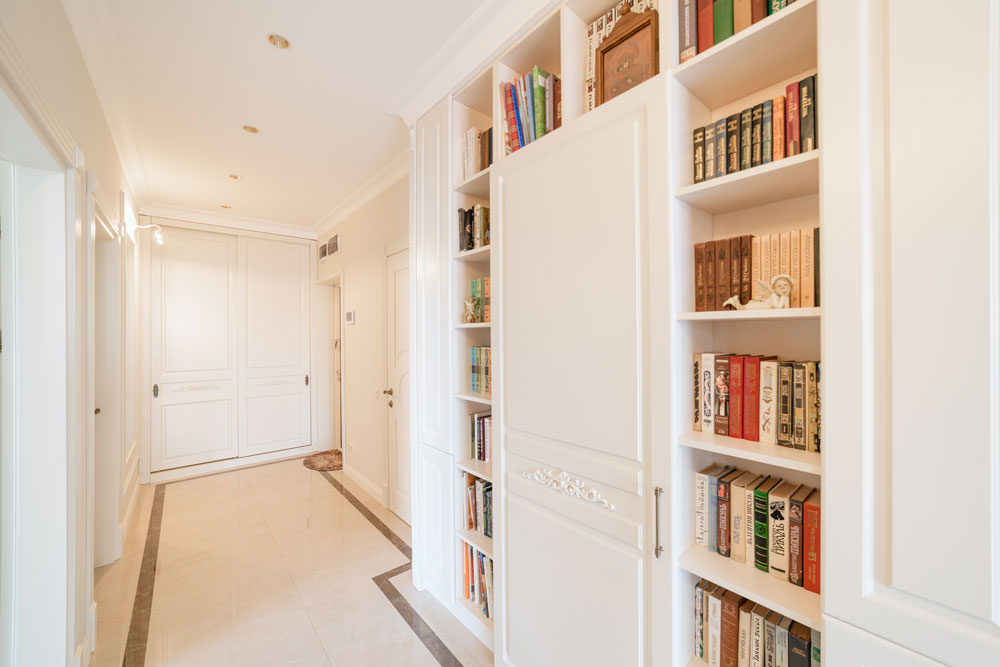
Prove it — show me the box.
[785,83,800,157]
[505,84,520,153]
[743,356,760,441]
[804,495,821,593]
[729,355,744,439]
[697,0,714,53]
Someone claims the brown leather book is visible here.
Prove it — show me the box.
[728,236,741,308]
[705,240,717,311]
[751,0,768,23]
[695,242,707,311]
[716,238,730,311]
[740,234,753,305]
[720,590,744,667]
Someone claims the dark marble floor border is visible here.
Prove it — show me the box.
[122,483,166,667]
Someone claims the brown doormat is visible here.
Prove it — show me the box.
[303,449,343,471]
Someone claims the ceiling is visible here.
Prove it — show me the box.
[63,0,488,231]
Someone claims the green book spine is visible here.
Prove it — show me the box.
[532,66,549,139]
[753,486,771,571]
[714,0,735,44]
[471,347,478,393]
[770,0,786,13]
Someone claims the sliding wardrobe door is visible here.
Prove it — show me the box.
[150,227,239,471]
[238,237,311,456]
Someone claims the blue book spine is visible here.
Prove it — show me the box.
[525,74,536,142]
[707,467,729,552]
[510,84,525,148]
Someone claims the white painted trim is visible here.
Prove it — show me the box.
[383,0,562,126]
[384,236,409,257]
[140,203,318,240]
[344,461,387,505]
[148,445,316,484]
[313,151,410,235]
[87,601,97,663]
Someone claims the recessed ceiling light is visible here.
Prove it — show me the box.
[268,34,290,49]
[228,174,243,181]
[242,125,259,134]
[221,205,232,209]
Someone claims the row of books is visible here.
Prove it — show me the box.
[679,0,800,64]
[465,473,493,538]
[471,346,492,396]
[695,578,820,667]
[585,0,660,111]
[499,67,561,156]
[462,543,494,620]
[458,205,490,253]
[695,464,821,592]
[693,229,819,312]
[693,353,821,451]
[468,411,492,463]
[693,74,817,183]
[461,127,493,181]
[469,278,491,323]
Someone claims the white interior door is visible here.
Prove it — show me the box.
[239,237,311,457]
[151,227,238,471]
[386,250,411,523]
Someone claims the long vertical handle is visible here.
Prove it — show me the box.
[654,486,664,558]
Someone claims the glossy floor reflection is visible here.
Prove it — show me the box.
[92,459,493,666]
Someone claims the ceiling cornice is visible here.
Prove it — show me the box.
[384,0,562,127]
[313,149,409,238]
[140,203,318,240]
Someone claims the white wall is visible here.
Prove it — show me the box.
[317,176,408,504]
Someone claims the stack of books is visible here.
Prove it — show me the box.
[693,229,819,311]
[678,0,799,64]
[585,0,660,111]
[694,578,821,666]
[499,66,561,155]
[457,204,490,253]
[465,473,493,538]
[471,346,491,396]
[693,353,821,452]
[462,127,493,180]
[692,75,817,183]
[469,278,491,323]
[462,544,494,620]
[468,411,492,463]
[695,465,820,592]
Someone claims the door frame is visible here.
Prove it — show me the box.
[384,242,410,522]
[321,270,348,464]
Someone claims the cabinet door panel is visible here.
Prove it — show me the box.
[415,442,452,602]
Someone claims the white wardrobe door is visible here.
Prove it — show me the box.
[151,227,238,471]
[239,237,311,456]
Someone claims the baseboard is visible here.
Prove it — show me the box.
[149,445,315,484]
[343,463,387,505]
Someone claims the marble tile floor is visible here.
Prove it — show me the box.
[91,459,494,667]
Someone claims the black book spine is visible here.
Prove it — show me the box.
[465,209,474,250]
[726,114,740,175]
[762,99,773,164]
[751,104,763,167]
[778,362,793,447]
[694,127,706,184]
[678,0,698,63]
[813,227,820,306]
[704,124,717,179]
[799,75,817,152]
[788,632,811,667]
[459,209,469,252]
[715,119,728,177]
[487,127,494,166]
[740,108,753,171]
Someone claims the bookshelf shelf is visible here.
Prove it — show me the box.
[455,322,491,329]
[455,391,492,406]
[455,166,491,198]
[687,658,708,667]
[672,0,817,109]
[457,528,493,559]
[457,458,493,481]
[678,431,821,475]
[675,151,819,215]
[455,245,491,262]
[458,596,495,632]
[677,307,820,322]
[678,546,821,629]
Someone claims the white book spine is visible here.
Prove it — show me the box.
[745,480,757,567]
[760,234,771,290]
[701,352,715,432]
[731,482,746,563]
[769,492,790,580]
[790,228,801,307]
[751,236,762,300]
[695,472,708,546]
[708,594,722,667]
[738,606,751,667]
[801,227,815,307]
[810,628,821,667]
[750,611,764,667]
[759,361,779,446]
[775,624,789,667]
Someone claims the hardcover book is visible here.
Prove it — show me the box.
[679,0,699,63]
[695,242,707,311]
[696,579,709,658]
[743,355,768,441]
[727,114,741,175]
[702,352,716,432]
[810,629,821,667]
[764,611,779,667]
[554,76,562,129]
[813,228,820,306]
[778,231,791,279]
[789,228,801,307]
[715,119,728,180]
[694,127,706,184]
[729,237,741,306]
[759,360,779,446]
[751,0,768,23]
[776,617,793,667]
[800,228,815,307]
[762,99,773,163]
[532,66,550,139]
[751,103,763,167]
[742,474,762,565]
[768,481,799,580]
[694,353,703,430]
[730,472,759,564]
[716,239,730,312]
[740,107,752,171]
[788,485,813,587]
[705,123,717,179]
[769,235,780,287]
[753,476,781,572]
[709,586,724,666]
[713,0,735,44]
[749,604,766,667]
[792,364,806,449]
[721,590,744,667]
[714,355,732,436]
[705,241,717,312]
[738,599,754,667]
[734,0,752,32]
[704,583,720,657]
[718,469,743,556]
[708,465,734,551]
[729,355,744,439]
[777,362,793,447]
[785,82,800,156]
[772,96,785,161]
[770,0,787,13]
[758,233,771,299]
[698,0,715,54]
[740,234,753,305]
[805,362,819,453]
[803,490,821,594]
[799,75,816,152]
[788,623,811,667]
[751,236,762,300]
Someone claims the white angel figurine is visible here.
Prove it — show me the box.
[723,274,794,310]
[463,297,478,323]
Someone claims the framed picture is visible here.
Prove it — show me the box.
[595,6,659,106]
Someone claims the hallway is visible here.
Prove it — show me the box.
[92,460,493,666]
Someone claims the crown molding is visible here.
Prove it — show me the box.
[313,149,409,238]
[140,203,317,240]
[384,0,562,127]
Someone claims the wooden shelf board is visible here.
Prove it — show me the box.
[454,391,492,406]
[687,658,708,667]
[672,0,817,109]
[456,458,493,481]
[675,151,819,215]
[455,245,491,262]
[678,431,821,475]
[677,307,821,322]
[455,322,491,329]
[454,166,491,198]
[678,546,821,628]
[457,596,495,632]
[457,528,493,558]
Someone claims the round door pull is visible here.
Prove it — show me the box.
[388,399,393,407]
[94,408,101,415]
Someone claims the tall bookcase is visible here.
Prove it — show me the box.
[665,1,821,664]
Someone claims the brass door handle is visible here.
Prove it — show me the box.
[388,399,393,407]
[383,388,393,396]
[94,408,101,415]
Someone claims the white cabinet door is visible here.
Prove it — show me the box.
[387,250,412,523]
[238,237,311,457]
[824,617,944,667]
[415,442,453,602]
[495,79,667,667]
[822,1,1000,663]
[150,227,238,471]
